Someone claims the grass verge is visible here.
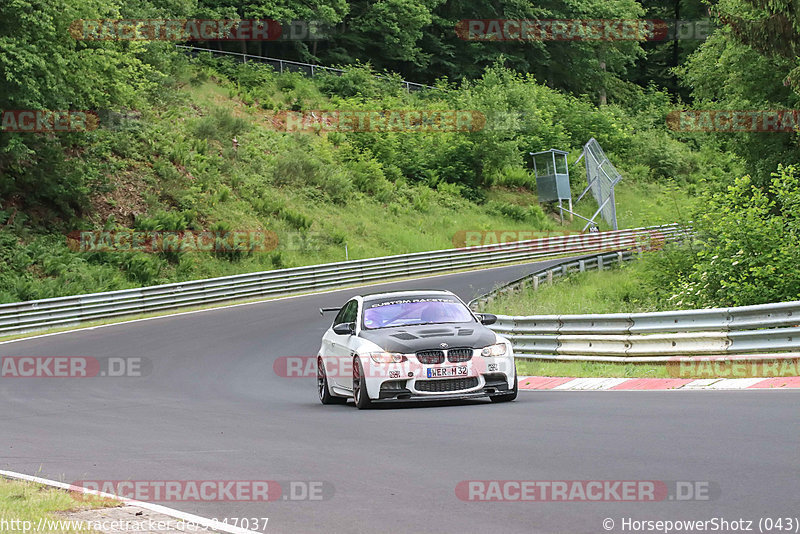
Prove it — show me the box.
[515,359,672,378]
[483,257,669,316]
[0,478,119,534]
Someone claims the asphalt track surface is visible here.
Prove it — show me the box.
[1,258,798,534]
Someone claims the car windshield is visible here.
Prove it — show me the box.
[362,297,474,329]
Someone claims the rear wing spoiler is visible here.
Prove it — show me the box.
[319,307,340,315]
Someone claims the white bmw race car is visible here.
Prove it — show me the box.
[317,289,517,409]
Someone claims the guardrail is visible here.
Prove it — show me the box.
[469,250,636,310]
[0,224,684,337]
[471,241,800,363]
[490,302,800,363]
[176,45,438,92]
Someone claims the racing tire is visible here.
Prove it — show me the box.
[353,357,372,410]
[318,357,346,405]
[490,374,518,403]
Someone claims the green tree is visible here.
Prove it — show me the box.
[679,33,798,182]
[713,0,800,94]
[0,0,175,220]
[192,0,349,59]
[628,0,709,100]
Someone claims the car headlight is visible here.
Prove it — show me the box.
[368,352,407,363]
[481,343,507,357]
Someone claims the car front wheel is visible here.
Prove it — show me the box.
[490,374,518,403]
[353,357,372,409]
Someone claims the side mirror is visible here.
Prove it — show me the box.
[479,313,497,326]
[333,322,355,335]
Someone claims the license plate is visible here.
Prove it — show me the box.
[427,366,467,378]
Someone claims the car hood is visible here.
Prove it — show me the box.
[357,323,496,354]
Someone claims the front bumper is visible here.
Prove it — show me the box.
[375,373,514,401]
[362,351,516,401]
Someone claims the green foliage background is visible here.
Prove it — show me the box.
[0,0,798,308]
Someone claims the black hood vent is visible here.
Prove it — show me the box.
[391,332,418,340]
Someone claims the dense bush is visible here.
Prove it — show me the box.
[667,165,800,307]
[486,201,552,228]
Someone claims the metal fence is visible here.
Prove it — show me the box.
[175,45,437,92]
[582,138,622,230]
[0,225,684,337]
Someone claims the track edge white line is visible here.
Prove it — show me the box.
[0,470,261,534]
